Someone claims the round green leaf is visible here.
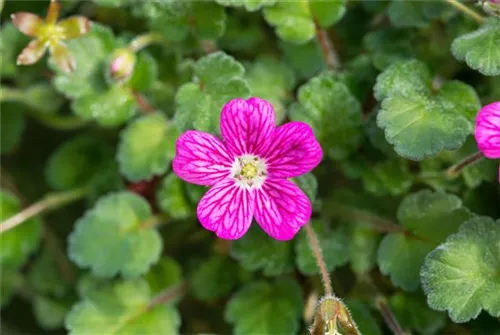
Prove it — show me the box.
[190,254,239,301]
[128,52,158,92]
[309,0,346,28]
[452,19,500,76]
[45,135,113,191]
[117,113,179,181]
[28,249,73,298]
[0,190,41,269]
[421,216,500,322]
[225,278,303,335]
[65,279,181,335]
[263,1,316,44]
[174,51,250,133]
[377,190,471,291]
[290,72,362,160]
[72,85,137,127]
[34,295,72,331]
[362,159,413,196]
[231,225,294,277]
[145,257,183,296]
[156,174,193,219]
[68,192,162,278]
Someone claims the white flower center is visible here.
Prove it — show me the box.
[231,154,267,189]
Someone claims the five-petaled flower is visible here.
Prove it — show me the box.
[173,97,323,240]
[475,101,500,182]
[11,0,90,74]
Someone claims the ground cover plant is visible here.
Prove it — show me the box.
[1,0,500,334]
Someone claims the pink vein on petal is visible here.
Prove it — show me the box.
[173,130,234,186]
[254,178,311,241]
[197,179,255,240]
[220,97,275,156]
[475,102,500,159]
[263,122,323,178]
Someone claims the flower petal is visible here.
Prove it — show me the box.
[50,42,76,74]
[173,130,234,186]
[11,12,44,37]
[46,0,60,25]
[475,102,500,159]
[220,97,275,156]
[264,122,323,178]
[58,16,91,40]
[254,178,311,241]
[197,179,254,239]
[17,39,48,65]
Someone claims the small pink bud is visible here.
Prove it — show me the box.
[110,48,136,83]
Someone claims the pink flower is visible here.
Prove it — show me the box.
[475,102,500,181]
[173,97,323,240]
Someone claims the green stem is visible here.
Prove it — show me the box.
[305,224,333,296]
[445,0,486,24]
[0,187,87,234]
[375,296,410,335]
[314,21,341,69]
[27,111,90,130]
[140,214,168,230]
[0,86,25,101]
[129,33,164,52]
[446,151,485,178]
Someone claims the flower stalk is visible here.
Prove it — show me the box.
[305,224,333,296]
[375,296,409,335]
[446,151,484,178]
[0,187,87,234]
[445,0,487,24]
[314,22,341,69]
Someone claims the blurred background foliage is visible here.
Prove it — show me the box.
[1,0,500,334]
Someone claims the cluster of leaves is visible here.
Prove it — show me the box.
[1,1,500,334]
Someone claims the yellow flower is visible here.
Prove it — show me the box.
[11,0,90,74]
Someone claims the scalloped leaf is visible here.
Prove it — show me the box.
[45,135,114,191]
[28,249,73,298]
[364,29,414,71]
[295,221,349,275]
[174,51,250,133]
[421,216,500,323]
[263,0,346,44]
[349,225,380,275]
[117,113,179,182]
[225,278,303,335]
[156,174,193,220]
[290,72,362,160]
[375,60,479,160]
[0,190,41,269]
[362,159,413,196]
[190,254,239,301]
[68,192,162,278]
[231,225,294,276]
[390,292,446,335]
[145,257,183,296]
[135,1,226,42]
[452,18,500,76]
[72,84,137,127]
[34,295,72,330]
[377,190,471,291]
[65,279,181,335]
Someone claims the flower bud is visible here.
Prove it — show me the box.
[109,48,136,83]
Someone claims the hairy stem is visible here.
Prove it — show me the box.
[129,33,164,52]
[314,21,341,69]
[375,296,409,335]
[446,151,484,178]
[305,224,333,296]
[445,0,486,24]
[0,187,87,234]
[132,91,155,114]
